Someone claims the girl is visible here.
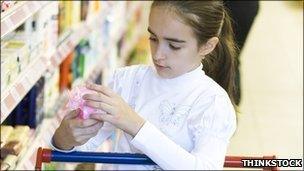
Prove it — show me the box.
[52,1,237,170]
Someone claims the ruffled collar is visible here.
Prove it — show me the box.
[151,64,205,88]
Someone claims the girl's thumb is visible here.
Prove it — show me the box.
[65,109,81,119]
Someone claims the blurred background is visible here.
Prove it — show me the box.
[1,1,303,170]
[227,1,303,161]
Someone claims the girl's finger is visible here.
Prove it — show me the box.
[82,93,114,105]
[84,101,113,113]
[64,109,80,120]
[75,122,104,136]
[74,118,100,128]
[90,113,115,124]
[86,83,115,97]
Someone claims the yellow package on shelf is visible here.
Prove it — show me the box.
[1,40,30,71]
[6,125,30,143]
[0,69,10,93]
[43,68,60,117]
[1,125,30,159]
[0,125,14,148]
[1,51,18,92]
[65,1,72,28]
[12,32,42,62]
[71,1,81,26]
[1,154,18,171]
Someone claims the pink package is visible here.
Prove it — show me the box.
[67,86,106,119]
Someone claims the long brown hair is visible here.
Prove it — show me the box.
[152,1,238,106]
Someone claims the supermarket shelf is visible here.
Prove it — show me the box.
[12,129,36,170]
[15,119,54,170]
[117,2,147,67]
[13,32,112,170]
[1,54,50,123]
[47,6,108,72]
[1,1,50,39]
[118,25,146,67]
[47,23,89,72]
[86,50,110,82]
[6,3,148,169]
[0,10,107,124]
[111,1,144,48]
[13,46,111,171]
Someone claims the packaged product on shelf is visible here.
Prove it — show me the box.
[1,50,18,91]
[0,69,10,92]
[12,32,41,63]
[80,1,89,21]
[0,126,13,148]
[0,154,18,171]
[101,19,110,47]
[58,1,79,35]
[0,126,30,158]
[58,1,66,35]
[35,2,58,56]
[48,1,59,50]
[71,1,81,26]
[59,52,74,91]
[1,1,17,13]
[6,126,30,144]
[1,40,30,72]
[34,77,45,127]
[43,69,60,117]
[1,141,22,157]
[72,39,90,80]
[5,77,45,128]
[127,35,150,65]
[87,1,101,20]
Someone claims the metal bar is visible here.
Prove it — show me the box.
[50,150,156,165]
[35,148,279,171]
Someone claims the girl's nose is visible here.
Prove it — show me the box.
[153,46,166,60]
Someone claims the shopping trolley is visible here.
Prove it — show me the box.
[35,147,279,170]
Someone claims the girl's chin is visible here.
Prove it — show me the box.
[156,70,174,79]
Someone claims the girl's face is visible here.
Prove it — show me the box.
[148,6,203,78]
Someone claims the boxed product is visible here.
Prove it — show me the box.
[1,40,30,73]
[0,125,30,158]
[1,51,18,91]
[0,126,13,148]
[43,68,60,117]
[1,68,11,92]
[13,32,42,63]
[7,77,45,128]
[67,85,106,119]
[0,154,18,170]
[59,52,74,91]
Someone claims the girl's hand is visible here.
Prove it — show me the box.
[53,109,104,150]
[83,83,145,137]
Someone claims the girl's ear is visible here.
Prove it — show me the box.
[199,37,219,57]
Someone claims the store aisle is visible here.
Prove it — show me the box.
[226,1,303,160]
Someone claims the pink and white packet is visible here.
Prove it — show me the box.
[67,85,106,119]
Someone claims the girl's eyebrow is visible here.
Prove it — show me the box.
[147,27,186,43]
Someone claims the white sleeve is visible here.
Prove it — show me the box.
[73,122,116,152]
[49,122,115,152]
[131,95,237,170]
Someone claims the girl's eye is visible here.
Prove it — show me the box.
[169,44,181,50]
[149,37,157,42]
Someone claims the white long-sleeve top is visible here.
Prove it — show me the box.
[51,64,237,170]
